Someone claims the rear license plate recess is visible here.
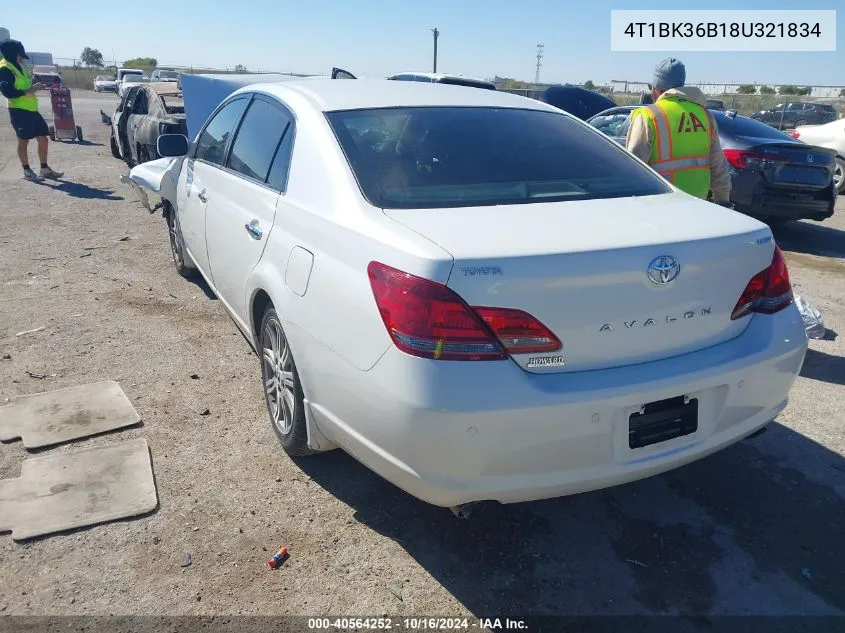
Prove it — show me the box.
[628,395,698,449]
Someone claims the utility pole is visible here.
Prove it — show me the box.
[535,44,544,86]
[432,28,440,73]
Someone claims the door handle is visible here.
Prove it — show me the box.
[197,189,208,203]
[244,220,263,240]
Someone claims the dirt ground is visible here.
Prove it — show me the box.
[1,91,844,620]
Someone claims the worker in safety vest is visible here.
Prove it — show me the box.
[626,58,731,205]
[0,39,63,181]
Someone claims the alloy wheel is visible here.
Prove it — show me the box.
[262,317,296,436]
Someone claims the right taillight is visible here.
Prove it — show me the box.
[367,262,560,361]
[731,247,794,320]
[791,130,801,139]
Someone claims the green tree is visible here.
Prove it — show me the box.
[759,85,776,95]
[583,80,595,90]
[779,85,800,95]
[234,64,248,73]
[737,84,757,95]
[123,57,158,70]
[80,47,104,68]
[797,86,812,96]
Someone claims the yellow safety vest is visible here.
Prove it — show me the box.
[0,58,38,111]
[631,95,713,199]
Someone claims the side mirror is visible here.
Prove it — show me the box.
[157,134,189,158]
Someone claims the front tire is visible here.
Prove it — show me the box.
[110,132,120,158]
[260,306,312,457]
[165,205,198,278]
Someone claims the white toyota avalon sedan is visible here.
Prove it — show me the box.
[130,79,808,512]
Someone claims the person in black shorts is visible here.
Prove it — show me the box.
[0,39,63,181]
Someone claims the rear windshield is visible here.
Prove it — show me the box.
[327,107,670,209]
[157,71,179,79]
[437,78,496,90]
[712,112,795,140]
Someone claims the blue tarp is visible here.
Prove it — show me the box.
[181,73,307,140]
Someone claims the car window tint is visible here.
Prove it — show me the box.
[267,124,294,192]
[590,112,630,137]
[328,106,670,209]
[227,99,290,182]
[195,98,249,166]
[713,112,795,141]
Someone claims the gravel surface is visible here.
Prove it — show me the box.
[0,92,843,618]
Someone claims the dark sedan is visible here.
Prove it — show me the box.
[587,106,837,224]
[751,102,837,130]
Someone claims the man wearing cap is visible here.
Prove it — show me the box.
[626,58,730,205]
[0,39,63,181]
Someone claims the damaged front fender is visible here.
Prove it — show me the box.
[122,157,182,213]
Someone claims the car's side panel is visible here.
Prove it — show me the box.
[176,159,213,276]
[205,169,279,325]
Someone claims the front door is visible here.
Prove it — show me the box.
[204,95,295,326]
[176,96,250,278]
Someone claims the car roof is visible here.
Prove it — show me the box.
[235,78,554,112]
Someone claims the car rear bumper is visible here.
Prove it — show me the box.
[304,306,807,507]
[730,171,836,221]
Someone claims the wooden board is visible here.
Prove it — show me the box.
[0,438,157,541]
[0,381,140,449]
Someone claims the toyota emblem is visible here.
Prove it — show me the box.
[647,255,681,285]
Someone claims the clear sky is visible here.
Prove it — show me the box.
[3,0,843,86]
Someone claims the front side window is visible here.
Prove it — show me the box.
[227,98,291,182]
[194,97,249,166]
[328,106,670,209]
[589,112,631,137]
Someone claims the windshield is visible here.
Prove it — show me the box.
[157,71,179,79]
[327,107,670,209]
[124,76,148,84]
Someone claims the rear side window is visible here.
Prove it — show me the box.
[227,98,291,183]
[713,112,795,141]
[327,106,670,209]
[195,97,249,166]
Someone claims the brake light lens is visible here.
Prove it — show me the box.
[367,262,560,360]
[724,149,789,170]
[731,247,793,320]
[791,130,800,139]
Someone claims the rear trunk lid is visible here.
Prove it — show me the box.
[384,192,776,373]
[736,141,836,189]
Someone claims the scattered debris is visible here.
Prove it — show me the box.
[192,527,200,532]
[152,535,161,545]
[794,294,826,340]
[626,559,649,568]
[169,293,178,299]
[29,257,56,261]
[15,326,45,337]
[2,354,10,360]
[387,584,403,602]
[190,374,199,380]
[802,568,812,580]
[275,477,282,482]
[25,371,55,380]
[180,552,192,567]
[199,408,210,416]
[116,236,131,242]
[82,246,109,251]
[79,253,92,258]
[267,546,289,569]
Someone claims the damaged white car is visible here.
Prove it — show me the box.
[126,77,808,513]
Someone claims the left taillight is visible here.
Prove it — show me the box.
[367,262,561,361]
[791,130,801,139]
[731,247,793,320]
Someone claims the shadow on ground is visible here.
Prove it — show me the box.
[801,346,845,386]
[296,423,845,616]
[773,221,845,259]
[41,179,123,201]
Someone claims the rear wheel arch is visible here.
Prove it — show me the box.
[251,289,273,345]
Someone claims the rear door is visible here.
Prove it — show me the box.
[176,96,250,277]
[204,95,294,324]
[127,87,150,163]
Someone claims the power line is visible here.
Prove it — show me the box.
[535,44,544,86]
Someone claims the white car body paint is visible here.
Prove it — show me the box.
[129,79,808,507]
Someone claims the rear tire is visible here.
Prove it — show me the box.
[834,157,845,193]
[165,205,199,278]
[794,120,808,128]
[259,306,312,457]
